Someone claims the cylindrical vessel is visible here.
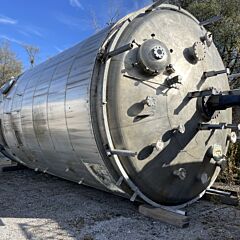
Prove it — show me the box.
[0,4,231,208]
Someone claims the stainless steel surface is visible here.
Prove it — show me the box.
[97,4,231,206]
[0,3,233,208]
[0,27,122,193]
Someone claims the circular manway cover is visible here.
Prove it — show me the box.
[138,38,171,75]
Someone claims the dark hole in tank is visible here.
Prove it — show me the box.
[138,145,154,160]
[151,33,155,38]
[170,49,174,53]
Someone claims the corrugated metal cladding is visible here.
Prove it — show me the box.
[0,26,119,192]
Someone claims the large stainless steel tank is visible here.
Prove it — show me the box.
[0,3,234,209]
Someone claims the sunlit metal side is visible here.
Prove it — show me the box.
[0,27,124,192]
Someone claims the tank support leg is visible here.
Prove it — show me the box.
[139,205,189,228]
[203,188,239,206]
[0,219,4,226]
[203,187,239,206]
[0,161,27,172]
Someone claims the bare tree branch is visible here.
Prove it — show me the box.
[0,40,22,86]
[107,0,121,25]
[90,0,122,32]
[90,10,101,32]
[22,44,39,68]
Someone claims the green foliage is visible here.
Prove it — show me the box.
[184,0,240,76]
[0,41,22,86]
[223,143,240,184]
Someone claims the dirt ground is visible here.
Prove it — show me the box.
[0,166,239,240]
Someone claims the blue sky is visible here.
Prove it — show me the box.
[0,0,151,69]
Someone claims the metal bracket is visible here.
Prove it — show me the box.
[116,176,124,186]
[145,1,169,13]
[139,205,189,228]
[98,43,134,62]
[199,123,240,131]
[228,73,240,81]
[130,192,138,202]
[107,149,137,157]
[188,88,219,98]
[203,69,229,79]
[200,15,222,26]
[203,187,239,206]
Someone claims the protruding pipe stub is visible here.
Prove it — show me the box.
[173,168,187,180]
[206,94,240,111]
[152,140,164,152]
[208,144,223,162]
[216,158,228,170]
[202,32,213,47]
[197,89,240,120]
[143,96,156,107]
[199,123,224,130]
[166,64,175,74]
[200,15,222,26]
[208,144,227,170]
[199,123,240,131]
[166,75,183,88]
[189,88,219,99]
[203,69,229,79]
[227,132,237,144]
[172,125,185,134]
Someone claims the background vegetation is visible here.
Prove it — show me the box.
[0,41,22,86]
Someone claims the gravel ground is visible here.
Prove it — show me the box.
[0,168,239,240]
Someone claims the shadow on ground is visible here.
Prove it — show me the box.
[0,169,239,240]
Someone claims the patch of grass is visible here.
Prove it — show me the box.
[218,143,240,185]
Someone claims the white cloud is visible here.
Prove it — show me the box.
[69,0,84,9]
[0,14,43,38]
[0,14,17,25]
[17,25,44,38]
[54,46,63,53]
[23,26,43,37]
[0,35,23,45]
[18,30,30,37]
[55,13,90,30]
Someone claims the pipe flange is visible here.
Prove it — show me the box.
[152,46,166,60]
[192,41,206,61]
[203,95,220,120]
[197,88,220,121]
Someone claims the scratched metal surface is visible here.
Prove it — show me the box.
[0,26,122,193]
